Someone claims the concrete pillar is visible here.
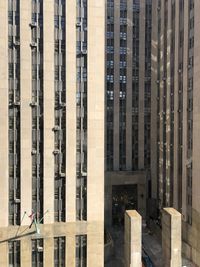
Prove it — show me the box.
[43,0,55,224]
[124,210,142,267]
[162,208,182,267]
[0,243,8,266]
[21,239,32,267]
[44,238,54,267]
[66,236,75,267]
[0,0,9,227]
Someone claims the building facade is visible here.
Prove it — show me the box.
[155,0,200,265]
[105,0,158,226]
[0,0,105,266]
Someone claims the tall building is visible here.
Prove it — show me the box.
[105,0,157,226]
[154,0,200,265]
[0,0,105,266]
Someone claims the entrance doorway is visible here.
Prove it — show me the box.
[112,184,138,226]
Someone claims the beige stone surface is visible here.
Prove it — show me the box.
[124,210,142,267]
[21,239,31,267]
[0,243,8,266]
[0,221,103,266]
[0,0,9,227]
[44,238,54,267]
[162,208,182,267]
[150,0,158,199]
[87,0,105,224]
[43,0,55,224]
[66,0,77,222]
[182,208,200,266]
[20,0,32,226]
[0,1,105,265]
[66,236,76,267]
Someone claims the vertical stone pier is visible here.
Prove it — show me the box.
[124,210,142,267]
[162,208,182,267]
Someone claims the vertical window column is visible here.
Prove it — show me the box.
[169,0,176,207]
[54,0,66,222]
[31,0,44,222]
[76,0,88,221]
[132,0,140,170]
[177,0,184,211]
[119,0,127,170]
[106,0,114,171]
[54,237,65,267]
[32,239,43,267]
[144,0,152,168]
[76,235,87,267]
[8,0,21,225]
[8,241,20,267]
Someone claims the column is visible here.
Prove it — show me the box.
[66,0,76,222]
[150,0,158,199]
[166,0,172,206]
[124,210,142,267]
[21,239,32,267]
[20,0,32,225]
[0,0,9,227]
[0,243,8,266]
[182,0,189,220]
[44,238,54,267]
[162,208,182,267]
[173,0,180,209]
[43,0,55,223]
[87,0,105,222]
[66,236,75,267]
[87,224,104,267]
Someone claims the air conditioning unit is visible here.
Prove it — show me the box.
[76,21,82,27]
[29,22,37,28]
[30,42,37,48]
[52,125,60,131]
[81,49,87,55]
[31,149,37,155]
[14,101,20,106]
[53,149,60,155]
[14,40,20,46]
[30,102,37,107]
[14,198,21,204]
[81,172,87,177]
[37,247,43,252]
[59,102,66,108]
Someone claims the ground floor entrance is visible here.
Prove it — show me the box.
[112,184,137,226]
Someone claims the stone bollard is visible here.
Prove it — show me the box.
[124,210,142,267]
[162,208,182,267]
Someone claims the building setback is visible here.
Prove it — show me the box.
[0,0,105,266]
